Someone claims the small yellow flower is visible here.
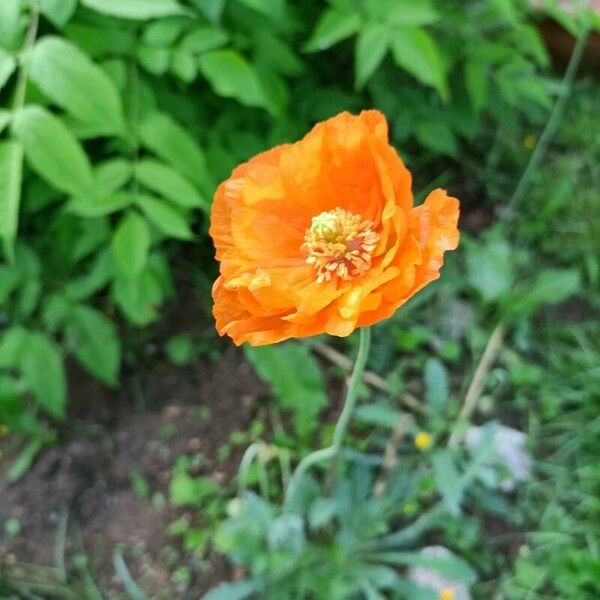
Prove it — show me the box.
[415,431,432,451]
[523,134,536,150]
[440,588,455,600]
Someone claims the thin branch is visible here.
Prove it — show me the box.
[448,323,505,447]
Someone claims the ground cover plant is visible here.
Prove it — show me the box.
[1,0,599,598]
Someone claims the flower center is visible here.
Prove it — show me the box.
[302,207,380,283]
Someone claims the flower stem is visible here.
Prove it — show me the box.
[284,327,371,508]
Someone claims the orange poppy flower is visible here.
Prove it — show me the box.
[210,110,459,346]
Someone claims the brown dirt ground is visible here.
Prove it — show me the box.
[0,346,267,599]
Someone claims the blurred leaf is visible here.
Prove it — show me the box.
[466,239,513,303]
[112,211,150,279]
[165,334,195,365]
[354,403,403,428]
[0,48,16,90]
[0,0,21,50]
[170,49,196,81]
[0,140,24,261]
[28,36,126,135]
[355,23,389,90]
[136,159,207,211]
[7,438,45,484]
[13,106,94,195]
[304,9,361,52]
[40,0,77,28]
[113,269,163,326]
[136,195,193,240]
[424,358,449,412]
[432,450,463,515]
[170,472,219,506]
[139,112,213,194]
[136,45,170,74]
[391,27,448,101]
[69,305,121,385]
[364,0,439,26]
[199,49,267,109]
[464,59,488,112]
[509,269,581,315]
[245,342,327,439]
[0,109,11,134]
[180,27,229,54]
[67,191,132,218]
[21,332,67,419]
[415,120,457,157]
[81,0,190,20]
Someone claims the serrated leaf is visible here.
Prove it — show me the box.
[28,36,125,135]
[81,0,190,20]
[12,106,94,195]
[136,195,193,240]
[69,305,121,385]
[199,49,266,109]
[21,332,67,418]
[355,23,389,90]
[112,211,150,278]
[0,140,24,261]
[304,9,360,52]
[245,342,327,439]
[136,159,207,211]
[391,27,448,101]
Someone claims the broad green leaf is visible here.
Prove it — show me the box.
[466,239,513,303]
[136,159,207,211]
[199,50,266,109]
[21,332,67,418]
[40,0,77,28]
[143,18,187,47]
[12,106,94,195]
[0,48,16,90]
[139,112,213,194]
[113,269,163,326]
[424,358,449,412]
[0,110,11,134]
[170,49,196,82]
[136,195,193,240]
[67,191,132,217]
[509,269,581,315]
[112,211,150,279]
[65,249,115,301]
[391,28,448,101]
[372,550,476,583]
[415,120,457,157]
[245,342,328,439]
[355,23,389,90]
[169,472,219,506]
[69,305,121,385]
[464,59,488,113]
[94,158,132,196]
[0,140,24,261]
[136,45,170,74]
[0,0,21,50]
[0,327,28,369]
[432,450,463,515]
[28,36,126,135]
[81,0,190,20]
[364,0,438,26]
[180,27,229,54]
[304,9,361,52]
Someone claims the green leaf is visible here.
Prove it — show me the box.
[28,36,126,135]
[180,27,229,54]
[0,109,11,134]
[509,269,581,315]
[0,48,16,90]
[81,0,190,20]
[40,0,77,28]
[112,211,150,279]
[199,49,266,109]
[0,327,28,369]
[139,112,213,194]
[415,120,457,157]
[12,106,94,195]
[67,191,132,217]
[68,305,121,385]
[113,269,164,326]
[136,159,207,211]
[0,0,21,50]
[170,49,196,82]
[170,472,219,506]
[0,140,24,261]
[245,342,327,439]
[355,23,389,90]
[21,332,67,419]
[464,59,488,113]
[391,27,448,101]
[136,195,193,240]
[432,450,463,515]
[165,334,195,365]
[424,358,449,412]
[7,439,45,484]
[466,239,513,303]
[304,9,361,52]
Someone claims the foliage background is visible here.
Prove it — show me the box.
[0,0,599,598]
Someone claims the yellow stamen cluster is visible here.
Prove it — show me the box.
[415,431,432,451]
[302,207,380,283]
[439,588,455,600]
